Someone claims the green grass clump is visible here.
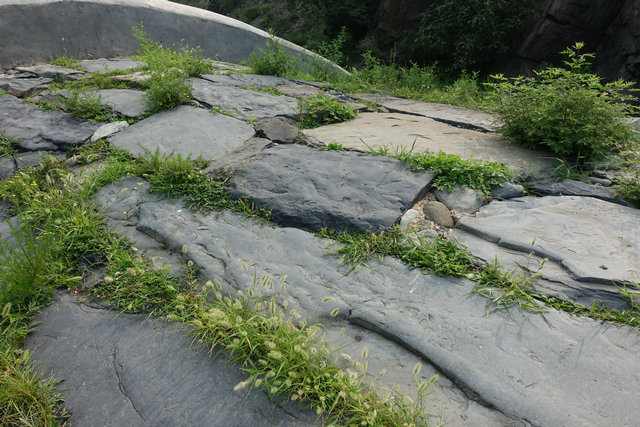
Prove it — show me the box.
[0,132,18,157]
[320,142,347,151]
[249,35,297,77]
[61,90,114,122]
[299,94,357,128]
[490,43,637,163]
[368,144,515,194]
[132,22,213,113]
[51,55,83,70]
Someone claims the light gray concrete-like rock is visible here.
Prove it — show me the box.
[91,121,129,141]
[95,89,148,118]
[108,105,255,159]
[229,144,434,233]
[457,196,640,284]
[303,112,557,177]
[349,93,496,132]
[26,292,317,426]
[189,77,300,121]
[122,191,640,427]
[0,94,99,151]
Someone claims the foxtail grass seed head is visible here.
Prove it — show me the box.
[233,381,248,391]
[1,302,11,317]
[104,276,114,283]
[330,307,340,317]
[413,362,422,377]
[182,244,188,254]
[322,296,335,303]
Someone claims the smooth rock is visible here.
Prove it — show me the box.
[229,144,434,233]
[203,137,273,176]
[456,196,640,284]
[435,186,483,212]
[0,76,52,97]
[490,181,525,199]
[108,105,254,159]
[349,94,496,132]
[423,201,455,227]
[92,121,129,141]
[14,64,86,82]
[0,94,99,151]
[26,292,316,426]
[303,112,557,178]
[254,116,299,143]
[399,208,420,230]
[0,156,15,180]
[95,89,148,118]
[189,77,300,121]
[122,192,640,426]
[586,176,612,187]
[201,73,302,89]
[78,58,145,73]
[530,179,620,204]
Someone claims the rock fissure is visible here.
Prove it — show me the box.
[111,345,144,421]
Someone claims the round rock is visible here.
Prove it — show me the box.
[422,201,454,228]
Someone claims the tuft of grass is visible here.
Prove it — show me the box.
[210,106,237,117]
[51,55,83,70]
[299,94,357,128]
[367,143,515,194]
[0,132,18,157]
[320,142,346,151]
[61,90,114,122]
[249,34,297,77]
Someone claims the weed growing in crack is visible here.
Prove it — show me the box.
[299,94,357,129]
[0,131,18,157]
[367,143,515,194]
[61,90,114,122]
[320,142,347,151]
[249,34,297,77]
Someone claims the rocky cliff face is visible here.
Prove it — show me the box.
[506,0,639,82]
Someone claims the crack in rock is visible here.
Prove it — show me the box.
[111,345,144,421]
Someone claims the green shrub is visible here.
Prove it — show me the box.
[299,94,357,128]
[61,90,113,121]
[490,43,637,162]
[249,35,296,77]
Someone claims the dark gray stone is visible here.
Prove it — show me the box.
[229,144,434,233]
[0,76,52,97]
[456,196,640,285]
[108,105,254,159]
[490,181,525,199]
[435,186,484,212]
[29,90,68,109]
[0,95,99,151]
[124,193,640,426]
[201,73,302,89]
[78,58,145,73]
[0,156,16,180]
[189,77,300,121]
[530,179,620,204]
[254,116,299,143]
[423,201,454,228]
[14,64,86,82]
[203,137,273,176]
[95,89,148,118]
[15,151,66,169]
[25,292,317,426]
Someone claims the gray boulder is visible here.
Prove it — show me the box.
[229,144,434,233]
[254,116,299,143]
[435,186,484,212]
[423,201,454,227]
[529,179,621,204]
[0,75,52,97]
[95,89,148,118]
[490,181,525,199]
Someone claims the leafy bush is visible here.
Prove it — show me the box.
[249,35,296,77]
[490,43,637,162]
[298,94,357,128]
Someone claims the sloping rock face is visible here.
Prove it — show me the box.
[228,144,434,232]
[26,292,317,426]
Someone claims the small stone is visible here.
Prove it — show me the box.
[254,116,299,143]
[399,209,420,231]
[435,186,483,213]
[0,76,52,97]
[586,176,612,187]
[491,181,525,199]
[14,64,86,82]
[92,121,129,141]
[422,201,454,228]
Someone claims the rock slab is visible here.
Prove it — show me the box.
[26,292,316,426]
[456,196,640,284]
[229,144,434,232]
[108,105,254,159]
[0,94,99,151]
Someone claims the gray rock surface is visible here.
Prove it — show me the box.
[201,73,304,89]
[0,94,99,151]
[95,89,148,118]
[189,77,300,121]
[14,64,86,82]
[78,58,145,73]
[91,121,129,141]
[456,196,640,285]
[399,208,420,230]
[254,116,299,143]
[0,75,52,97]
[490,181,525,199]
[423,201,454,227]
[349,94,496,132]
[435,186,484,213]
[93,181,640,427]
[530,179,621,204]
[108,105,254,159]
[229,144,434,232]
[303,112,557,177]
[0,156,16,180]
[203,137,273,176]
[26,292,317,426]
